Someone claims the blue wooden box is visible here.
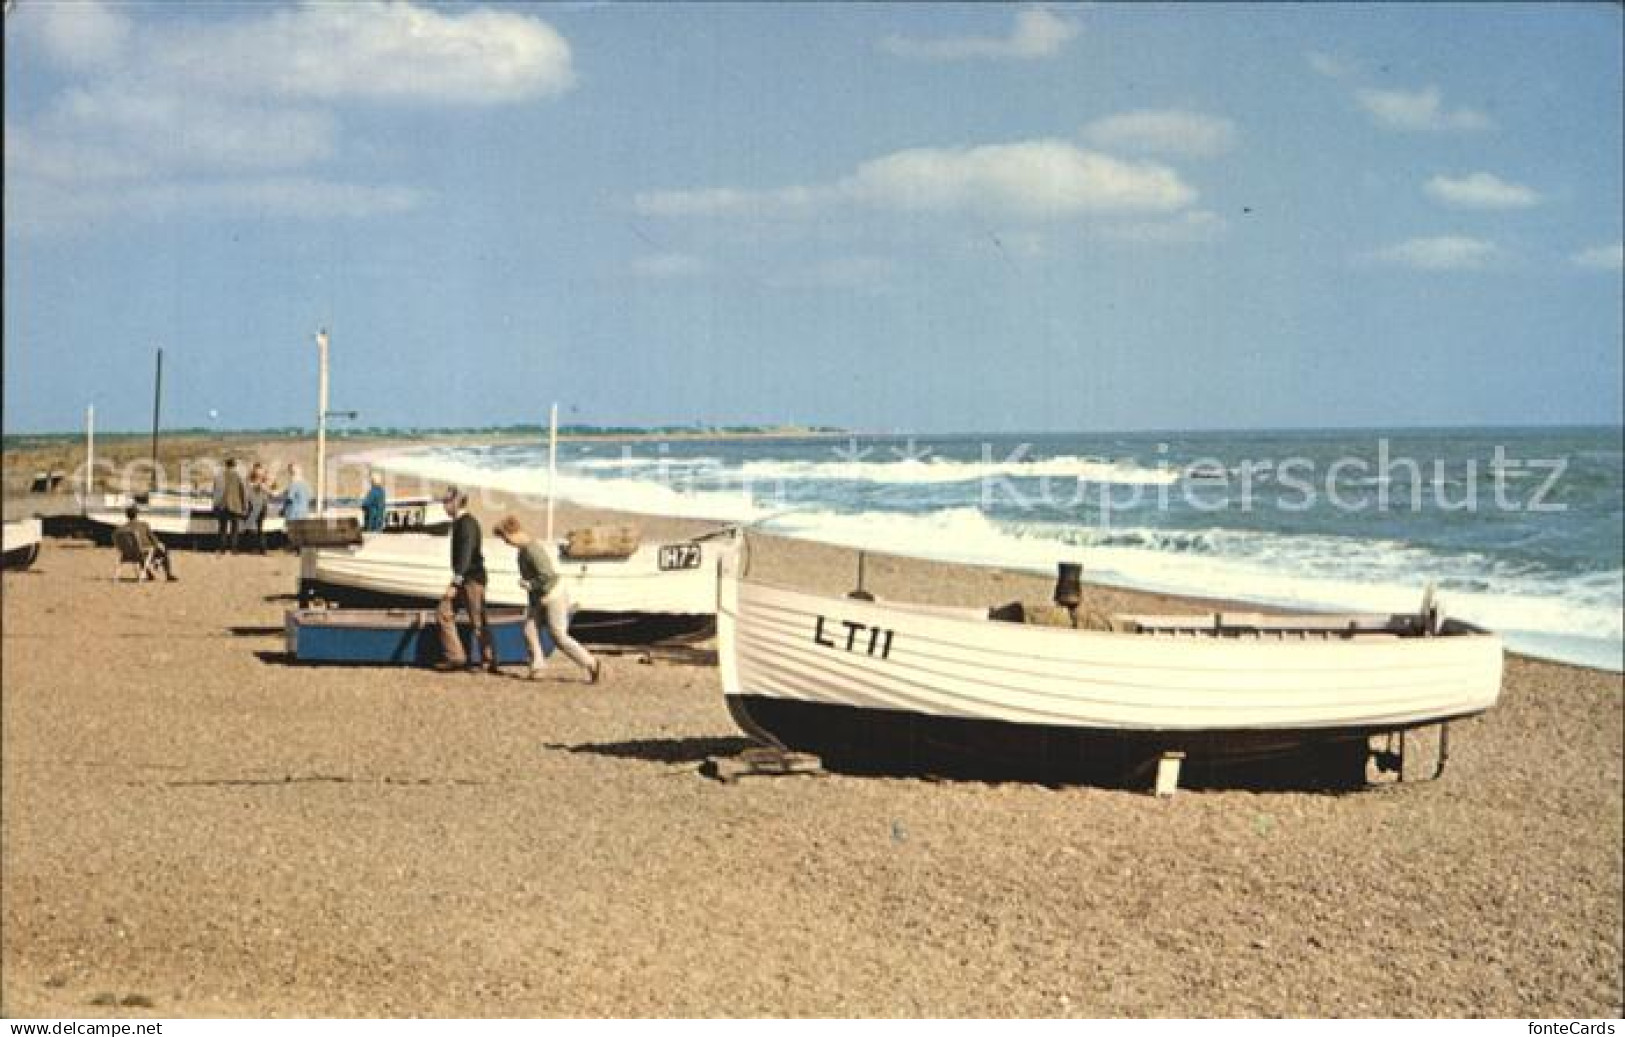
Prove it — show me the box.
[285,607,551,666]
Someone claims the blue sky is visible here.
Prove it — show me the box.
[4,2,1621,434]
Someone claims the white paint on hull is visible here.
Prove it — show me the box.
[719,565,1503,733]
[301,532,725,614]
[2,518,42,557]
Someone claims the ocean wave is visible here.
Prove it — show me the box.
[370,444,1623,671]
[375,448,765,522]
[734,454,1180,486]
[758,508,1623,665]
[570,456,723,470]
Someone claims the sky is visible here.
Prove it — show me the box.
[3,1,1622,434]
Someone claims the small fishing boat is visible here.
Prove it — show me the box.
[83,494,441,545]
[2,518,42,570]
[717,552,1503,787]
[84,504,291,541]
[285,607,546,666]
[298,531,729,643]
[144,490,441,531]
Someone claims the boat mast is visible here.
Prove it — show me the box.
[546,401,558,543]
[314,329,330,516]
[84,404,95,504]
[149,347,163,490]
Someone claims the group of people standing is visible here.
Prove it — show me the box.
[212,458,314,554]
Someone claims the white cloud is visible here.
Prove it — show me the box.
[1571,243,1624,271]
[31,0,131,68]
[636,140,1196,222]
[1081,110,1237,158]
[7,2,572,234]
[1355,86,1492,132]
[882,5,1079,61]
[50,87,340,173]
[151,2,575,105]
[1368,235,1503,271]
[632,253,707,279]
[6,175,424,237]
[848,142,1194,214]
[1424,172,1540,210]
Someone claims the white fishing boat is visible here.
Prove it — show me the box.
[84,504,293,540]
[2,518,43,570]
[84,493,440,542]
[717,553,1504,787]
[299,531,729,643]
[144,490,439,530]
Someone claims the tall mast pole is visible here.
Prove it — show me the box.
[547,402,559,543]
[149,348,163,489]
[315,329,330,516]
[85,404,95,504]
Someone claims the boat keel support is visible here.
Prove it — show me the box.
[1153,751,1186,798]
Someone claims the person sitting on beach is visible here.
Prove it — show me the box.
[361,471,387,533]
[494,514,602,683]
[434,487,495,673]
[118,505,177,582]
[282,463,311,521]
[212,458,248,554]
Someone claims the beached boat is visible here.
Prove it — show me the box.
[83,494,441,544]
[285,607,545,666]
[2,518,42,570]
[144,490,441,531]
[298,531,728,643]
[83,504,292,541]
[717,554,1504,786]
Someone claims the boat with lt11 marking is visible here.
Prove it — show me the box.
[717,547,1503,788]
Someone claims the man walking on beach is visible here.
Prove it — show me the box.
[494,514,601,683]
[435,487,495,673]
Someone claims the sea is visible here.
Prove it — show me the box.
[370,427,1623,673]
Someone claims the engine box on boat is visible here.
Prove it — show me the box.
[563,524,640,560]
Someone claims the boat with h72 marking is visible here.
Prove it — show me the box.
[299,530,731,644]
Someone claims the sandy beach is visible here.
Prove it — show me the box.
[1,470,1620,1018]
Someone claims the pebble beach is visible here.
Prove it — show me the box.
[2,475,1620,1018]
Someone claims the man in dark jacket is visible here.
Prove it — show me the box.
[435,486,494,672]
[213,458,248,553]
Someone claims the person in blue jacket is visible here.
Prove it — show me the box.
[360,471,387,532]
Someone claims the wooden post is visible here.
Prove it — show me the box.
[1154,751,1186,798]
[546,402,558,544]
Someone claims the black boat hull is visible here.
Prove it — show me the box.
[726,694,1406,789]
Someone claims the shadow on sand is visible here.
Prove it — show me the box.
[543,736,756,766]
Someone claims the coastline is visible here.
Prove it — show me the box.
[6,430,1617,674]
